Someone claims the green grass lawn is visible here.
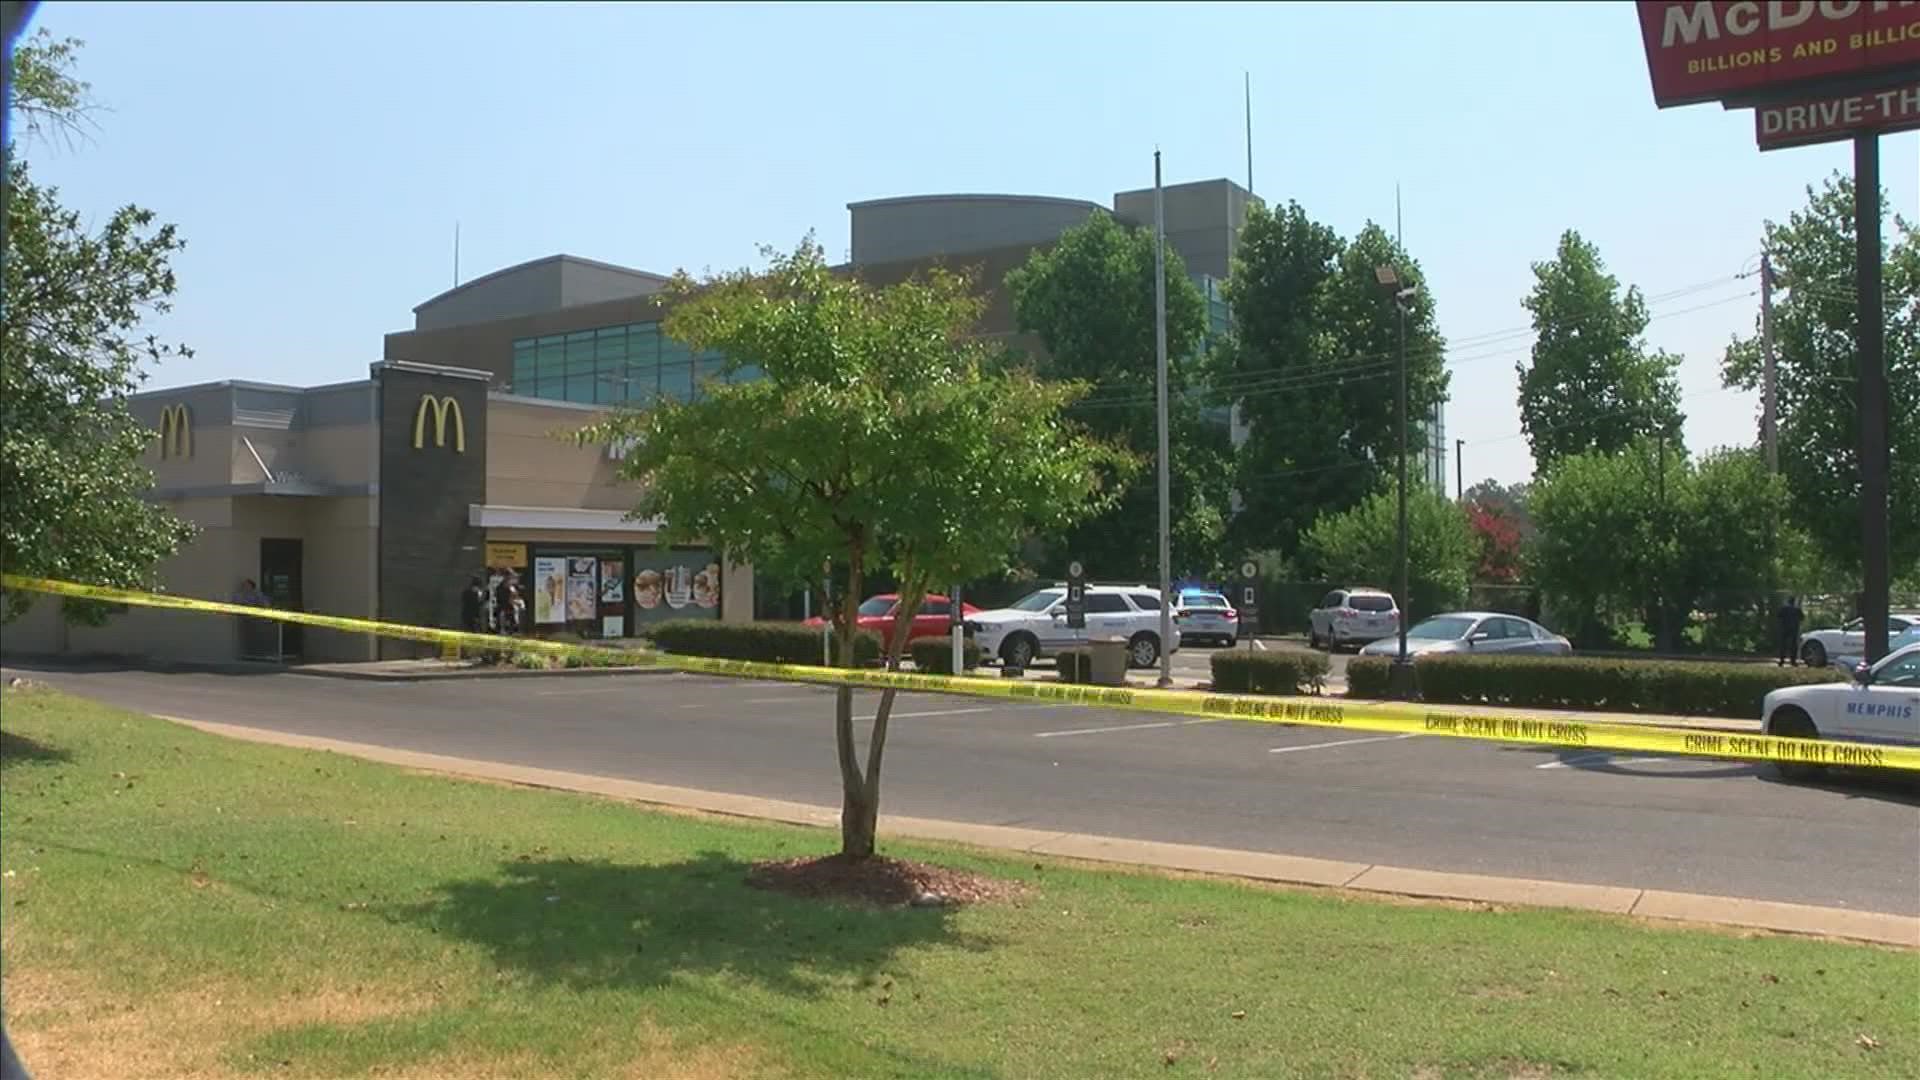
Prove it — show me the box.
[2,686,1914,1079]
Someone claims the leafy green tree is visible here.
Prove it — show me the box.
[1517,230,1685,473]
[1004,211,1231,580]
[1529,444,1790,650]
[583,239,1121,858]
[1296,486,1471,620]
[2,31,195,622]
[1721,173,1920,581]
[1221,205,1448,555]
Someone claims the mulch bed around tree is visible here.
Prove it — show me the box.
[745,854,1024,908]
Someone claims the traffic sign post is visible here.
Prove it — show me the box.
[1065,559,1087,631]
[949,582,965,673]
[1238,559,1261,649]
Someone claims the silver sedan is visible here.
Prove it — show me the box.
[1358,612,1572,658]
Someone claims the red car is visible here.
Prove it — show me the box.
[806,593,981,644]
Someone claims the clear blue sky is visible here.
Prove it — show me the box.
[22,1,1918,486]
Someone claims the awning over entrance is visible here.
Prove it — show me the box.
[467,504,665,532]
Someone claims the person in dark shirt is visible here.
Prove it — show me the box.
[494,573,520,634]
[1775,595,1804,666]
[461,576,487,633]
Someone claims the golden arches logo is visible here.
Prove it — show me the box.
[412,394,466,452]
[158,404,192,459]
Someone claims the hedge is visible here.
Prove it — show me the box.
[909,636,982,674]
[1209,650,1331,696]
[648,620,882,667]
[1347,657,1393,699]
[1344,654,1843,719]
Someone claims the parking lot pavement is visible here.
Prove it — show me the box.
[8,662,1917,916]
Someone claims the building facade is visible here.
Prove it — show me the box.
[7,173,1457,666]
[5,361,750,664]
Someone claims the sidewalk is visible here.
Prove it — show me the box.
[164,716,1920,948]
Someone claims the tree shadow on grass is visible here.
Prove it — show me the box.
[0,729,72,771]
[392,851,998,999]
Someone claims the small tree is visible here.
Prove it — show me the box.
[1296,487,1471,620]
[2,31,195,621]
[1528,443,1790,650]
[583,239,1121,858]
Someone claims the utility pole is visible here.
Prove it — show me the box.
[1761,251,1778,473]
[1856,133,1890,663]
[1395,293,1410,669]
[1455,439,1464,502]
[1153,150,1173,689]
[1656,433,1671,654]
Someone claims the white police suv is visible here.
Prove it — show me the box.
[965,585,1174,670]
[1761,642,1920,778]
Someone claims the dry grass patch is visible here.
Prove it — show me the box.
[2,962,439,1079]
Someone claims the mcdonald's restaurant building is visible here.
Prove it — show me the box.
[6,355,754,664]
[10,183,1271,666]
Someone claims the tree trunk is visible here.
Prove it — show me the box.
[841,770,879,858]
[835,541,871,858]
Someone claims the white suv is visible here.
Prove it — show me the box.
[1309,588,1400,651]
[966,585,1176,669]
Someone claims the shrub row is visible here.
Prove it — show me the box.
[1344,654,1843,718]
[1209,650,1331,696]
[909,636,982,674]
[647,620,882,667]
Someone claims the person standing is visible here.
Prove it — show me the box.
[461,576,487,634]
[1775,595,1804,666]
[494,573,518,634]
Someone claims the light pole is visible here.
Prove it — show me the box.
[1375,266,1417,693]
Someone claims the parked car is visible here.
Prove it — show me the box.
[966,584,1176,669]
[1308,588,1400,651]
[1174,591,1239,647]
[1357,612,1572,658]
[1831,624,1920,673]
[804,593,980,645]
[1762,642,1920,779]
[1798,612,1920,669]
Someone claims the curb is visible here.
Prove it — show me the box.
[292,663,679,683]
[162,715,1919,949]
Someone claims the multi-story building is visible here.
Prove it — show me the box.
[6,174,1449,666]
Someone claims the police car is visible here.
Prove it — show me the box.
[1760,642,1920,778]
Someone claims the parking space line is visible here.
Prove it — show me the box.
[1268,733,1416,755]
[679,695,821,709]
[1035,718,1221,738]
[886,706,997,719]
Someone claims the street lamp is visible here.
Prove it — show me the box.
[1376,265,1418,696]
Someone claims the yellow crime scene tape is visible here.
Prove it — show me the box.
[5,573,1917,773]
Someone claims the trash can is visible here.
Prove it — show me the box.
[1087,636,1130,686]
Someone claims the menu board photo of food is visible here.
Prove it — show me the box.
[566,557,598,621]
[634,568,662,610]
[533,557,567,625]
[693,562,721,609]
[664,564,693,609]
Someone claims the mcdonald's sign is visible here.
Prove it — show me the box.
[158,404,192,459]
[412,394,466,452]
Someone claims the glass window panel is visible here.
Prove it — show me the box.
[566,368,596,403]
[660,362,693,403]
